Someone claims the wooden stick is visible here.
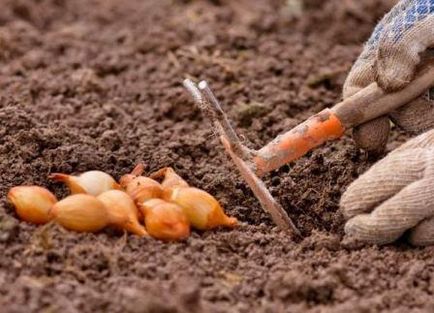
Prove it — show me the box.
[252,59,434,176]
[333,61,434,127]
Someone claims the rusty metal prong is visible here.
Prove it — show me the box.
[182,79,216,122]
[198,80,248,159]
[221,136,300,236]
[183,78,298,235]
[183,79,203,106]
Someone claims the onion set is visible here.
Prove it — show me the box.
[7,165,238,241]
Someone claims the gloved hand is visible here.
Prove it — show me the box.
[343,0,434,154]
[341,129,434,246]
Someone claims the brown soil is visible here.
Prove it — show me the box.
[1,0,433,312]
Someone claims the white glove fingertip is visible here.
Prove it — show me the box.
[344,214,397,245]
[408,217,434,246]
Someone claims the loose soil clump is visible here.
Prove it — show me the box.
[1,0,433,312]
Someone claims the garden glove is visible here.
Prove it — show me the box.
[343,0,434,154]
[341,129,434,246]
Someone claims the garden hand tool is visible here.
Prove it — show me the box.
[183,60,434,236]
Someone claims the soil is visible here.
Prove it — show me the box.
[0,0,433,312]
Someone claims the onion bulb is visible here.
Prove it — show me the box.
[49,170,120,196]
[7,186,57,224]
[140,199,190,241]
[163,187,237,230]
[97,190,147,237]
[50,194,109,232]
[150,167,189,189]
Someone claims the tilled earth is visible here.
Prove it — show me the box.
[1,0,433,312]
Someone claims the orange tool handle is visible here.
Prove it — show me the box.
[253,109,344,176]
[252,59,434,177]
